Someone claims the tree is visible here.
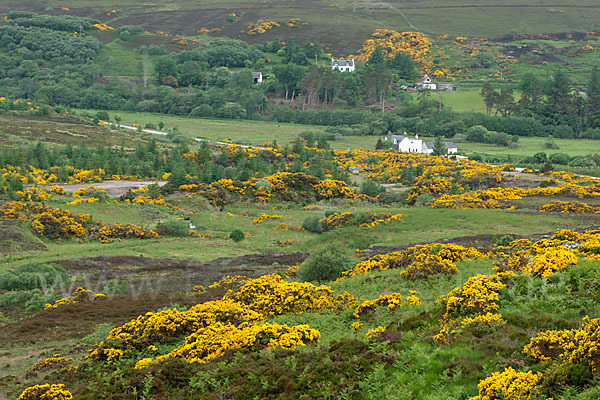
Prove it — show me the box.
[273,64,306,100]
[141,48,150,88]
[388,51,418,82]
[481,83,499,116]
[179,60,203,87]
[547,68,574,118]
[432,135,446,156]
[298,65,322,109]
[588,66,600,128]
[367,46,385,68]
[229,69,253,89]
[495,88,516,117]
[155,56,177,84]
[218,102,246,119]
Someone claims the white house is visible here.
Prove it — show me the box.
[387,133,457,155]
[331,58,355,72]
[417,74,437,90]
[252,72,263,84]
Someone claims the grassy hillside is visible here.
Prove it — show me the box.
[3,0,600,54]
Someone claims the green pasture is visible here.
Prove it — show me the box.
[457,136,600,158]
[91,110,378,150]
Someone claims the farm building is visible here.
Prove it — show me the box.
[253,72,264,84]
[386,133,457,155]
[417,74,436,90]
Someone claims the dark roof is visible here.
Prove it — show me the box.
[425,141,456,149]
[332,59,354,67]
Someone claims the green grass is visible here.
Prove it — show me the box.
[458,136,600,158]
[88,110,379,150]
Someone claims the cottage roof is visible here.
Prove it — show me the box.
[252,72,262,78]
[332,58,354,67]
[425,141,456,149]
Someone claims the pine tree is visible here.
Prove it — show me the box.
[588,66,600,128]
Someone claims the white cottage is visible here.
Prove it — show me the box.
[418,74,437,90]
[387,133,457,155]
[331,58,355,72]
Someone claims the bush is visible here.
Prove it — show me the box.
[299,246,353,282]
[25,291,48,312]
[155,219,188,237]
[0,263,69,291]
[553,125,575,139]
[360,180,386,197]
[96,111,110,121]
[190,104,215,118]
[570,155,597,168]
[302,216,323,234]
[543,139,559,150]
[0,289,42,307]
[217,102,246,119]
[230,229,245,242]
[549,153,571,165]
[378,191,406,205]
[118,25,143,41]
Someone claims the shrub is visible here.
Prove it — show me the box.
[299,246,353,282]
[0,263,69,291]
[302,216,323,234]
[96,111,109,121]
[548,153,570,165]
[360,180,386,197]
[217,102,246,119]
[25,291,48,312]
[378,191,406,205]
[190,104,215,118]
[155,219,188,237]
[230,229,245,242]
[570,155,597,168]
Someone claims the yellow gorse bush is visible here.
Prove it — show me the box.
[434,273,510,344]
[16,383,73,400]
[539,200,600,214]
[352,30,432,71]
[246,19,280,35]
[353,291,420,318]
[469,367,544,400]
[45,287,105,310]
[90,274,353,365]
[16,187,52,202]
[524,316,600,374]
[152,322,320,365]
[337,243,484,281]
[32,354,73,371]
[252,213,283,224]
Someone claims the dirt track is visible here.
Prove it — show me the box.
[51,180,166,197]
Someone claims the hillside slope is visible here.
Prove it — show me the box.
[2,0,600,53]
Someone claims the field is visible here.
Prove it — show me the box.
[460,136,600,158]
[86,110,383,150]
